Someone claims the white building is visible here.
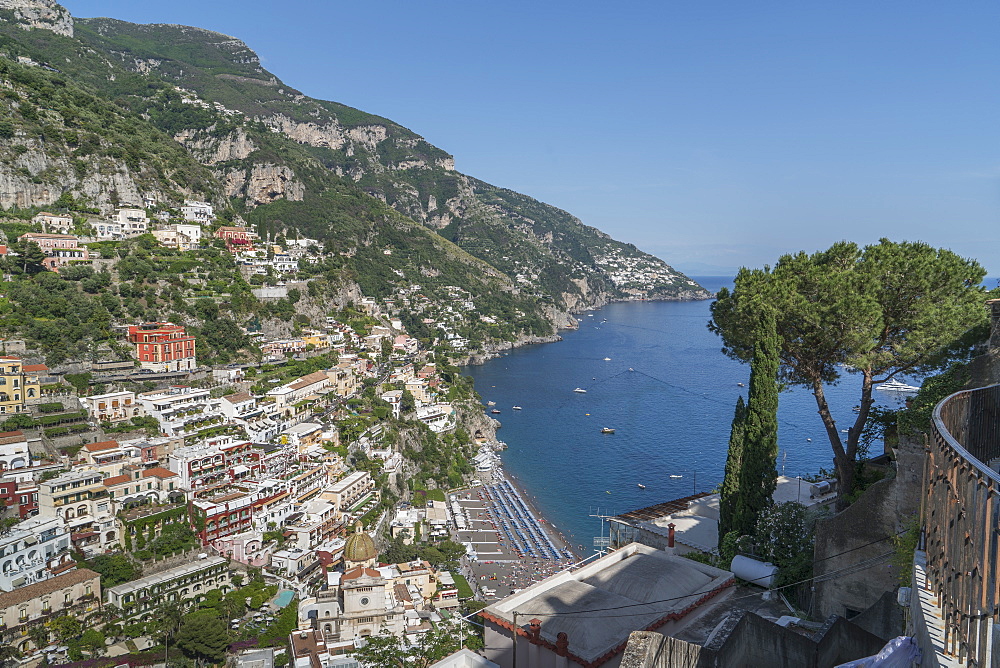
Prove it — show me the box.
[181,200,213,223]
[93,220,123,239]
[81,390,144,425]
[32,212,73,234]
[325,471,375,513]
[112,208,149,238]
[0,516,72,592]
[0,430,30,471]
[138,386,220,438]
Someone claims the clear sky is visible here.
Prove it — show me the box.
[61,0,1000,276]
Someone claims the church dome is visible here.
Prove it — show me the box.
[344,522,376,564]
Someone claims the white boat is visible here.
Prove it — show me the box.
[573,388,587,393]
[669,474,683,479]
[512,406,522,410]
[487,401,496,406]
[603,357,611,361]
[637,483,646,489]
[876,378,921,393]
[601,427,615,434]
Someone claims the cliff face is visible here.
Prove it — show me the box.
[0,0,72,37]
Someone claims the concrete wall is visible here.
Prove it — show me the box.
[811,434,925,620]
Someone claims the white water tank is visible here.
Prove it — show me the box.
[731,555,779,588]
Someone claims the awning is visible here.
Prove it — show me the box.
[231,465,250,476]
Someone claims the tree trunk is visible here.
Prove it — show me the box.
[811,381,854,509]
[812,371,878,510]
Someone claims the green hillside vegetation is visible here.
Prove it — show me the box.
[0,6,705,364]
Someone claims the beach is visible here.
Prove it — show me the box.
[451,444,582,600]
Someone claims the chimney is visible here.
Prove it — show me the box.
[666,523,676,555]
[529,618,542,643]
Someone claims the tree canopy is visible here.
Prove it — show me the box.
[710,239,987,500]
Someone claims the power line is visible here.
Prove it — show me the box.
[511,548,896,619]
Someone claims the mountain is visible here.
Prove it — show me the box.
[0,1,709,344]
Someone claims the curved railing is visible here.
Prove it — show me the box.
[927,384,1000,667]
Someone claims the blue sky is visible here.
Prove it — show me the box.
[61,1,1000,275]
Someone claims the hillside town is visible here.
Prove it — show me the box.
[0,198,531,667]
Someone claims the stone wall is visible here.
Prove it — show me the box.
[811,434,925,620]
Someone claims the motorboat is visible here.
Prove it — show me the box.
[637,483,646,489]
[876,378,921,393]
[604,357,611,361]
[487,401,496,406]
[601,427,615,434]
[491,409,501,414]
[512,406,522,410]
[737,382,745,387]
[573,388,587,393]
[669,474,683,479]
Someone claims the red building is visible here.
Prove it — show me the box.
[0,480,38,518]
[127,322,197,372]
[214,226,255,253]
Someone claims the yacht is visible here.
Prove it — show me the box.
[573,388,587,393]
[604,357,611,361]
[601,427,615,434]
[487,401,496,406]
[876,378,921,393]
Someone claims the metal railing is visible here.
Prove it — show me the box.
[926,383,1000,667]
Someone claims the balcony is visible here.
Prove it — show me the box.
[924,384,1000,667]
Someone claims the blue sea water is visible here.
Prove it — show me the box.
[463,276,917,554]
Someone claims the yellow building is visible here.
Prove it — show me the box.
[0,357,44,415]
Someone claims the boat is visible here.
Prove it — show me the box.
[852,405,861,412]
[603,357,611,361]
[669,474,683,479]
[491,409,501,414]
[487,401,496,406]
[876,378,921,393]
[637,483,646,489]
[573,388,587,393]
[512,406,522,410]
[588,314,594,317]
[737,382,745,387]
[628,368,634,372]
[601,427,615,434]
[605,490,611,494]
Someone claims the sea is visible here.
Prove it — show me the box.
[462,276,923,555]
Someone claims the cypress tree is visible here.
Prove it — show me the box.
[717,395,747,548]
[734,308,780,536]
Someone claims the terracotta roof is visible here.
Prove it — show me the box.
[0,568,99,610]
[342,566,380,581]
[223,391,253,404]
[0,430,25,444]
[289,371,329,391]
[613,492,714,523]
[83,440,119,452]
[102,475,130,486]
[19,232,79,240]
[22,364,49,372]
[49,560,77,575]
[141,466,177,479]
[393,582,412,602]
